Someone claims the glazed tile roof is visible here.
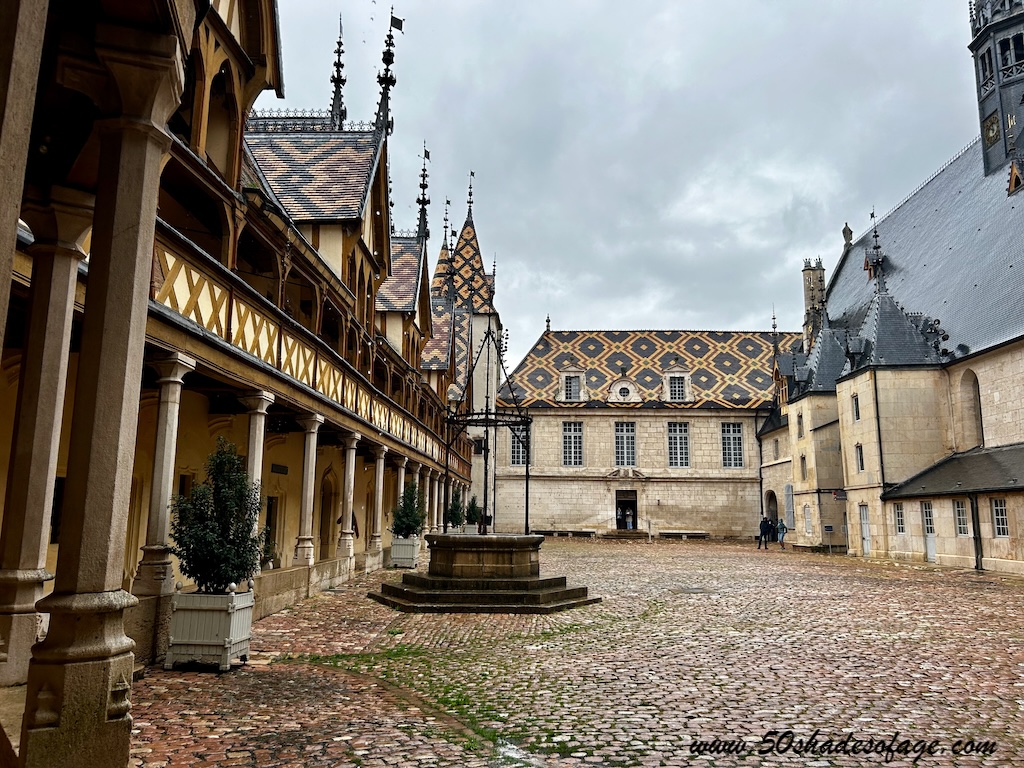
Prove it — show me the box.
[430,241,453,299]
[376,235,422,313]
[882,442,1024,499]
[499,329,801,409]
[421,297,453,370]
[245,131,379,221]
[449,210,496,314]
[826,139,1024,359]
[447,309,473,401]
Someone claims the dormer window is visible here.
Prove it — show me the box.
[557,363,589,403]
[661,358,694,403]
[565,375,581,401]
[607,376,641,403]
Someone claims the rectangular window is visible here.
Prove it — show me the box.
[855,444,864,472]
[668,375,686,401]
[562,421,583,466]
[667,422,689,467]
[722,423,743,468]
[800,455,807,481]
[614,421,636,467]
[954,499,969,536]
[773,438,779,461]
[894,502,905,535]
[510,425,528,466]
[992,498,1009,537]
[852,394,860,421]
[564,375,580,401]
[922,501,935,535]
[804,504,812,534]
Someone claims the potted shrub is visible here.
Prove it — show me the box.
[447,487,465,531]
[465,495,482,533]
[165,437,265,671]
[390,482,425,568]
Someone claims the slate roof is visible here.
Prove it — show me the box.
[882,442,1024,499]
[376,235,422,313]
[449,210,496,314]
[790,327,849,396]
[757,407,789,437]
[826,139,1024,360]
[245,131,379,221]
[499,329,801,409]
[848,289,941,369]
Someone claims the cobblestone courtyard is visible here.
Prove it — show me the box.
[130,540,1024,767]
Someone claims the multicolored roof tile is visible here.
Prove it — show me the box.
[449,211,496,314]
[447,309,473,401]
[421,296,454,370]
[376,235,423,313]
[499,329,801,409]
[245,131,379,221]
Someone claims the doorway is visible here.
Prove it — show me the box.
[615,490,637,530]
[922,501,936,563]
[859,504,870,556]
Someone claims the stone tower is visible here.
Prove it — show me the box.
[969,0,1024,174]
[801,257,825,354]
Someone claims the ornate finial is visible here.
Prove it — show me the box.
[545,314,551,332]
[864,209,887,292]
[442,198,450,244]
[492,256,496,275]
[416,143,430,241]
[375,14,400,136]
[330,14,347,131]
[467,170,475,213]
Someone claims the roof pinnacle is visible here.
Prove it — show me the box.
[416,143,430,241]
[330,14,347,130]
[442,198,450,246]
[374,13,400,136]
[467,170,475,215]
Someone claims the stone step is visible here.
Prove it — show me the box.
[367,591,602,614]
[401,573,568,592]
[601,530,651,540]
[379,581,590,606]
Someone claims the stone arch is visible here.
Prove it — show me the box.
[957,369,984,450]
[318,470,338,561]
[764,490,779,523]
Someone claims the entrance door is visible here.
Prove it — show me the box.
[922,501,936,562]
[859,504,871,556]
[615,490,637,530]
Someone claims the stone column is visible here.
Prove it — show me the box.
[132,353,196,596]
[430,472,440,532]
[370,446,388,553]
[294,414,324,567]
[338,433,360,562]
[238,391,275,489]
[0,0,49,351]
[395,457,408,503]
[21,28,184,768]
[0,188,92,687]
[415,465,426,536]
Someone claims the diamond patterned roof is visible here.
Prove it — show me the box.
[421,297,453,370]
[449,210,495,314]
[447,309,473,401]
[245,131,378,221]
[499,329,801,408]
[376,235,422,313]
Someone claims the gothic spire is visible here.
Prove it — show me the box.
[330,14,347,131]
[467,170,475,218]
[864,209,887,293]
[374,14,399,136]
[416,144,430,242]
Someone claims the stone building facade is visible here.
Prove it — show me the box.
[495,326,799,537]
[761,0,1024,573]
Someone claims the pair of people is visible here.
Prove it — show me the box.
[757,517,787,549]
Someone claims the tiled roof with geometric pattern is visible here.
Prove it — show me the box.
[449,210,496,314]
[245,131,378,221]
[376,235,422,313]
[430,241,452,299]
[447,309,473,401]
[421,297,453,370]
[499,329,802,409]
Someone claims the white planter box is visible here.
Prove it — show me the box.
[391,536,420,568]
[165,588,255,671]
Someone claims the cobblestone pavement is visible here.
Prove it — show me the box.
[130,540,1024,767]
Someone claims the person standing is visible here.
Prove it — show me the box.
[758,516,771,549]
[777,519,788,549]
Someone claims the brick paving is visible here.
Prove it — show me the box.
[130,540,1024,767]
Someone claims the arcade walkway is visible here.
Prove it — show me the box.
[130,539,1023,766]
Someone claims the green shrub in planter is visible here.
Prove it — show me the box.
[465,495,481,527]
[169,437,265,593]
[390,483,426,538]
[447,486,464,528]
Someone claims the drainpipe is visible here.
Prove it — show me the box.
[871,370,889,555]
[969,493,984,571]
[756,412,765,521]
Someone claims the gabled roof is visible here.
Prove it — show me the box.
[826,139,1024,360]
[377,235,422,313]
[245,131,379,221]
[449,210,496,314]
[882,442,1024,499]
[499,329,801,409]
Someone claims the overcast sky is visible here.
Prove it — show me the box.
[255,0,980,370]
